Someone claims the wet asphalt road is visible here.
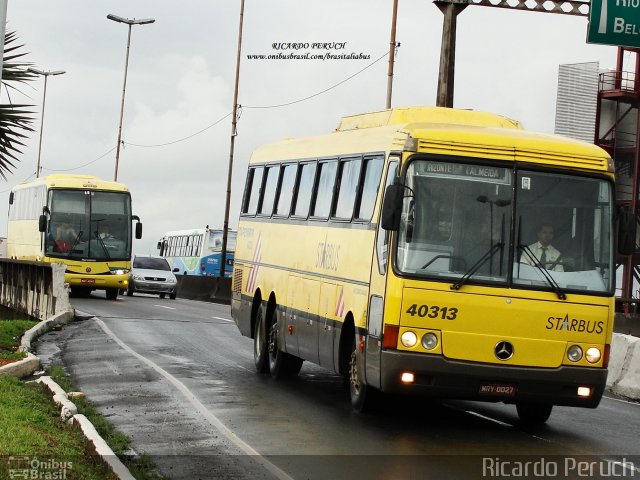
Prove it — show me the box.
[35,292,640,480]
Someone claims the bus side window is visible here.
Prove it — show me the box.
[242,166,264,215]
[258,165,279,216]
[377,161,399,274]
[274,163,297,217]
[310,159,338,219]
[355,156,384,222]
[333,157,362,220]
[292,162,317,218]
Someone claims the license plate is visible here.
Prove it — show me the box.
[478,382,516,397]
[80,279,95,284]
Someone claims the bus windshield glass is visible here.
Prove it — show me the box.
[394,159,613,294]
[45,189,132,261]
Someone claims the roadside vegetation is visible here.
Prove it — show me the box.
[0,318,165,479]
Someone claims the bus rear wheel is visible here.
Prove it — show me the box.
[267,310,302,379]
[516,402,553,425]
[349,337,380,413]
[253,302,269,374]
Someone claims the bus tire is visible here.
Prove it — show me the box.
[516,402,553,425]
[126,287,133,297]
[106,288,118,300]
[267,308,302,379]
[349,337,380,413]
[253,302,269,374]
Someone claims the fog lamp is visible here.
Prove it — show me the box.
[577,387,592,397]
[567,345,583,362]
[401,372,415,383]
[400,331,418,348]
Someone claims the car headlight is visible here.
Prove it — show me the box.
[132,274,145,281]
[585,347,601,364]
[567,345,583,362]
[400,331,418,348]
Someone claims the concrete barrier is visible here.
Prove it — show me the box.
[608,333,640,400]
[176,275,231,304]
[0,259,70,320]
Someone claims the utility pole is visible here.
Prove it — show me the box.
[435,0,467,108]
[220,0,245,279]
[386,0,399,109]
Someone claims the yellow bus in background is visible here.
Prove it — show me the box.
[231,106,634,424]
[7,174,142,299]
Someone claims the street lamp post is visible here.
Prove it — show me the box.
[107,14,155,182]
[28,68,66,178]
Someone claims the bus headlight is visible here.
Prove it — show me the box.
[567,345,583,362]
[110,269,128,275]
[400,331,418,348]
[421,333,438,350]
[585,347,601,364]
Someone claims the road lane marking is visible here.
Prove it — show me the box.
[212,316,233,322]
[94,318,294,480]
[605,395,640,407]
[153,305,176,310]
[457,408,551,443]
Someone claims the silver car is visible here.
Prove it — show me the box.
[127,255,178,299]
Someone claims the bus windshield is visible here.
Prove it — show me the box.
[395,159,613,294]
[45,189,132,261]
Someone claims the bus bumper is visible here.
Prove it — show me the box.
[65,273,129,290]
[379,350,606,408]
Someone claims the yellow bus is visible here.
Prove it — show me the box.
[7,174,142,299]
[231,106,634,424]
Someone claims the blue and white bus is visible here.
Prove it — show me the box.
[157,227,236,277]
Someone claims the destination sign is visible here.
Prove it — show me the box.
[416,162,511,184]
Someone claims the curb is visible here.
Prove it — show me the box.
[38,376,135,480]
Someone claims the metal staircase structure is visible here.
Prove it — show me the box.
[594,48,640,306]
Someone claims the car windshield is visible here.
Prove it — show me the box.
[393,158,614,295]
[134,257,171,271]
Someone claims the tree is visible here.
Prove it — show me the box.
[0,31,35,180]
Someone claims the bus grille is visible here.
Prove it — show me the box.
[232,268,242,294]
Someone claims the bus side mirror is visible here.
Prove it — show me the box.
[9,192,14,205]
[38,214,47,233]
[617,206,636,255]
[135,222,143,240]
[381,184,404,231]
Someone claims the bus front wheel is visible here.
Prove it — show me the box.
[349,337,380,413]
[106,288,118,300]
[267,309,302,379]
[253,302,269,374]
[516,402,553,425]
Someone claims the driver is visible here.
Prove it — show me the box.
[521,223,564,272]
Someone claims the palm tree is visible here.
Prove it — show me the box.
[0,31,35,180]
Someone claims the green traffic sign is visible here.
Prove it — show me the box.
[588,0,640,48]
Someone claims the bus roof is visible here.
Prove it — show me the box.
[250,106,612,173]
[12,174,130,192]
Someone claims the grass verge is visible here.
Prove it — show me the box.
[0,318,165,479]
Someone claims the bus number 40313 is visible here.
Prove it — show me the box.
[405,304,458,320]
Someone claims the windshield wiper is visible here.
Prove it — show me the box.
[519,245,567,300]
[95,231,111,259]
[451,242,504,291]
[69,230,84,254]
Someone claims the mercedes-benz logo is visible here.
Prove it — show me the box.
[495,341,514,361]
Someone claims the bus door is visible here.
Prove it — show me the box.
[364,159,398,389]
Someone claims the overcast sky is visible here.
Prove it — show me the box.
[0,0,622,255]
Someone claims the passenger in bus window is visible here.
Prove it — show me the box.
[520,223,564,272]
